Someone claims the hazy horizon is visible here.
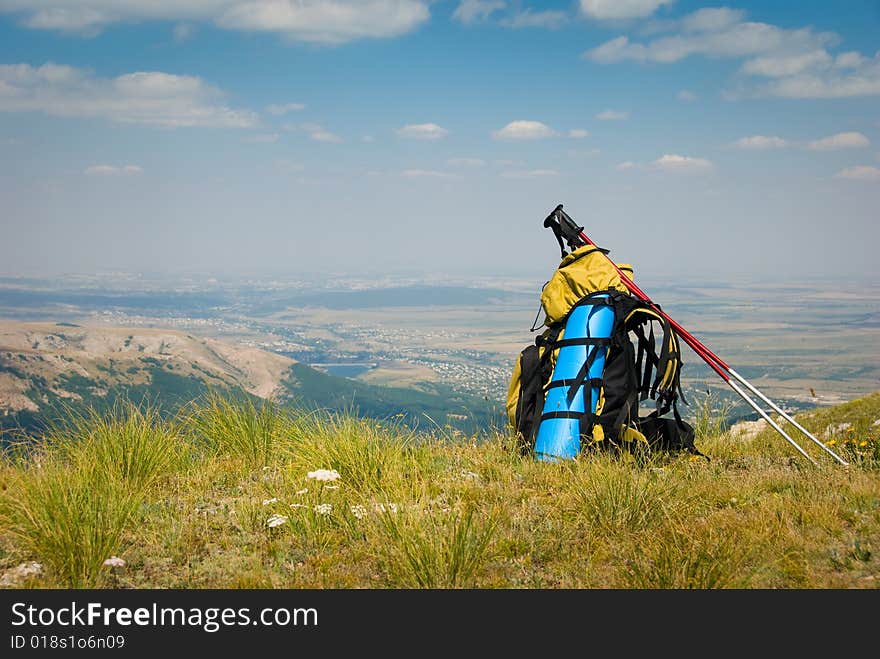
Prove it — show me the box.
[1,265,877,289]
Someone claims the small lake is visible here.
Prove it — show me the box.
[312,363,376,379]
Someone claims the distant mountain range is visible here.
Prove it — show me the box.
[0,321,502,438]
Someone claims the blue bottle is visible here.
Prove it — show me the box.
[533,295,615,462]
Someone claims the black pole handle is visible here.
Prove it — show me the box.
[542,204,564,229]
[541,203,586,257]
[542,204,566,257]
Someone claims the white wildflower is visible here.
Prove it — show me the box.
[267,513,288,528]
[103,556,125,568]
[290,503,306,509]
[324,485,339,490]
[373,502,399,514]
[0,561,43,588]
[350,504,368,519]
[295,488,309,495]
[262,498,278,506]
[314,503,332,515]
[307,469,341,482]
[459,470,480,481]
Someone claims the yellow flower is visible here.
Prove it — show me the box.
[859,441,868,447]
[827,439,837,446]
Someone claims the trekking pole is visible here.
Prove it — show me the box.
[543,205,847,466]
[550,205,845,466]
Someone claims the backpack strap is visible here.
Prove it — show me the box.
[623,304,686,415]
[631,321,659,400]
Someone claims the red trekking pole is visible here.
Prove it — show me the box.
[543,204,847,466]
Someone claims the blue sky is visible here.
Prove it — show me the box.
[1,0,878,282]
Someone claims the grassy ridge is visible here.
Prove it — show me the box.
[1,392,878,589]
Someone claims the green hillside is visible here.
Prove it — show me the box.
[0,322,503,439]
[1,361,248,437]
[1,360,501,439]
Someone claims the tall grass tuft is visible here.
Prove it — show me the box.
[288,412,415,493]
[690,390,735,442]
[185,392,284,467]
[49,399,185,491]
[0,399,187,587]
[369,502,498,588]
[1,460,140,588]
[567,456,688,535]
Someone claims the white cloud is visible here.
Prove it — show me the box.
[680,7,743,33]
[753,63,880,98]
[309,128,342,143]
[500,9,566,29]
[585,36,638,63]
[501,169,558,178]
[653,154,713,171]
[492,120,557,140]
[742,50,880,99]
[584,7,880,99]
[217,1,431,44]
[0,1,431,43]
[447,157,485,167]
[286,122,342,142]
[16,6,110,34]
[733,135,788,150]
[173,23,194,43]
[395,123,448,140]
[401,169,456,178]
[0,62,257,128]
[266,102,305,115]
[453,0,505,24]
[807,131,869,150]
[596,109,628,121]
[243,132,280,143]
[568,128,590,139]
[585,15,835,65]
[579,0,673,20]
[84,164,143,175]
[741,50,832,78]
[615,161,638,170]
[833,165,880,181]
[676,89,697,101]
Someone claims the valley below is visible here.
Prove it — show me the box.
[1,271,878,434]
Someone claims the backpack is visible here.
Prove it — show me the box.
[506,244,705,459]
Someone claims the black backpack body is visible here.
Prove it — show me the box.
[506,246,704,459]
